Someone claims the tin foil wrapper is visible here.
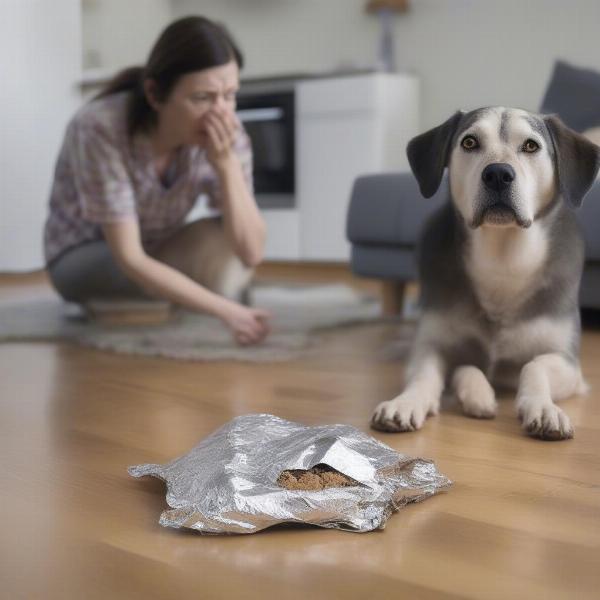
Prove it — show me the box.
[128,414,451,534]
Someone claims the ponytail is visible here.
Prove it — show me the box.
[94,66,154,136]
[94,66,144,100]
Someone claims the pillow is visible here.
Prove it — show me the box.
[540,61,600,132]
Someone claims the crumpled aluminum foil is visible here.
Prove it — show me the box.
[128,414,451,534]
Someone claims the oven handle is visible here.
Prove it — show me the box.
[236,107,284,122]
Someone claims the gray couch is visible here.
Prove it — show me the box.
[347,173,600,310]
[346,60,600,311]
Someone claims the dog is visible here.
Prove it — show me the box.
[371,107,600,440]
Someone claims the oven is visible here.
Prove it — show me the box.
[237,84,296,209]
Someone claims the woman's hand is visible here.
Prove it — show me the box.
[203,108,239,172]
[219,302,271,346]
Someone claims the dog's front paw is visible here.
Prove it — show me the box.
[517,400,574,441]
[452,366,497,419]
[370,393,435,433]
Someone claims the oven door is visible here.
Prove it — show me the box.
[237,91,295,208]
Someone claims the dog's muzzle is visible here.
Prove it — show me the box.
[470,163,532,229]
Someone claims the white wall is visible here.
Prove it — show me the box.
[0,0,82,271]
[171,0,600,129]
[394,0,600,128]
[170,0,380,78]
[82,0,171,70]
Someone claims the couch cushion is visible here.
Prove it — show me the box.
[540,61,600,132]
[350,244,418,279]
[346,172,447,246]
[581,263,600,308]
[578,183,600,261]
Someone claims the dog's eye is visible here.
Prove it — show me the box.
[522,139,540,153]
[461,135,479,151]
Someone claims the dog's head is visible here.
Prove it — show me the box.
[407,107,600,229]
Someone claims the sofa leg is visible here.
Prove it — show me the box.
[381,281,405,316]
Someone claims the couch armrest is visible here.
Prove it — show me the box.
[346,172,447,247]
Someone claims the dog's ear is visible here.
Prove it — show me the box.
[407,111,463,198]
[544,115,600,208]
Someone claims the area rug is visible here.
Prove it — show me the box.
[0,284,386,362]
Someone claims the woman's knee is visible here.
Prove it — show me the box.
[158,218,253,300]
[213,256,253,300]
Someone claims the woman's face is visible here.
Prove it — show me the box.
[150,60,240,147]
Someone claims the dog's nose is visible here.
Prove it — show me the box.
[481,163,516,192]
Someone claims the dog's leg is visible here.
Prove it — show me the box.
[371,351,446,432]
[516,353,587,440]
[452,366,497,419]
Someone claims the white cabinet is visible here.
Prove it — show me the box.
[298,73,419,261]
[262,209,301,261]
[263,72,419,262]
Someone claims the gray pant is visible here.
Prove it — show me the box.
[47,218,253,303]
[48,240,147,302]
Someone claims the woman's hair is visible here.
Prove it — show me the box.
[95,16,243,135]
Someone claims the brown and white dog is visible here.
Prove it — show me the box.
[371,107,600,440]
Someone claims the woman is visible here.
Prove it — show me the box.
[44,16,270,346]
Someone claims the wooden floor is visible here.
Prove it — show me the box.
[1,269,600,599]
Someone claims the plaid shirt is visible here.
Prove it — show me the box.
[44,92,253,264]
